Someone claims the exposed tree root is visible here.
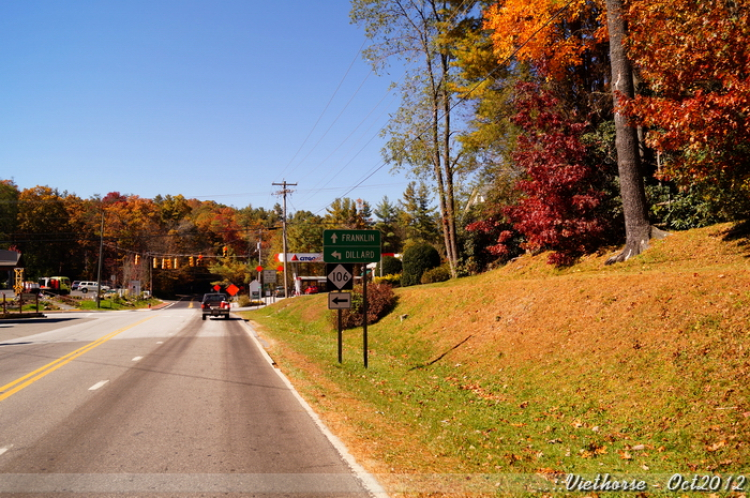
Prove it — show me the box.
[606,226,669,265]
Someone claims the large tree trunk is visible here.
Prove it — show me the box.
[441,52,458,278]
[605,0,664,265]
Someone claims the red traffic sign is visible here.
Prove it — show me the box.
[213,284,221,291]
[256,265,263,272]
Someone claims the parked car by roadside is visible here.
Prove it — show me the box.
[77,281,110,294]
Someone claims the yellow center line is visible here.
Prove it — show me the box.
[0,316,155,402]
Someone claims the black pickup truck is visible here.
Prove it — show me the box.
[201,292,231,320]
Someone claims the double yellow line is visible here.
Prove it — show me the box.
[0,316,154,402]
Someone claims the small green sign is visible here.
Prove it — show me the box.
[324,247,380,264]
[323,229,381,247]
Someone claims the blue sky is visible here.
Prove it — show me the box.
[0,0,410,215]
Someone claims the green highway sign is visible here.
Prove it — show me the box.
[323,229,381,263]
[324,229,381,247]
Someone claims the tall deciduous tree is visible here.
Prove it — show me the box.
[16,186,75,277]
[603,0,662,264]
[0,180,19,248]
[351,0,481,277]
[484,0,661,263]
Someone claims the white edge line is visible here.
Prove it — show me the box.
[88,380,109,391]
[0,445,12,456]
[240,319,388,498]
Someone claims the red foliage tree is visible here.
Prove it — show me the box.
[502,83,612,266]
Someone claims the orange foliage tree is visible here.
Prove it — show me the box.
[483,0,607,80]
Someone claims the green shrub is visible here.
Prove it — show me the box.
[376,255,402,276]
[331,282,397,329]
[374,274,401,287]
[420,265,451,284]
[401,243,441,287]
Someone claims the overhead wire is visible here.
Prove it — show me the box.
[273,39,369,183]
[292,89,400,210]
[321,0,577,209]
[307,0,486,211]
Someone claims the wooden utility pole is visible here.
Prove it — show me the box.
[272,181,297,298]
[96,210,105,309]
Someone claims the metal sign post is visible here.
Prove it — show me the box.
[328,292,352,364]
[338,310,343,363]
[322,229,380,368]
[362,265,368,368]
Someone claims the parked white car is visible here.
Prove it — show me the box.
[77,281,110,294]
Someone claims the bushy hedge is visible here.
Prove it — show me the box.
[376,255,402,276]
[331,282,397,330]
[420,265,451,284]
[374,274,401,287]
[401,243,441,287]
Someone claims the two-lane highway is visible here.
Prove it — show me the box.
[0,304,382,497]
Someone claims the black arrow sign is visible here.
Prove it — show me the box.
[328,292,352,310]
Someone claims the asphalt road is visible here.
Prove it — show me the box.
[0,302,382,497]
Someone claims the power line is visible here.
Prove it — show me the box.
[324,0,578,206]
[276,40,369,182]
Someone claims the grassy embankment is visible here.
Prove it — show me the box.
[241,223,750,497]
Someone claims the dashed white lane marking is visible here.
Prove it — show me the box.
[156,341,163,344]
[132,356,143,362]
[0,445,12,457]
[88,380,109,391]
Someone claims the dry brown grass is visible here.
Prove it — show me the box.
[244,223,750,496]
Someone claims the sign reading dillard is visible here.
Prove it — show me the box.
[323,229,381,264]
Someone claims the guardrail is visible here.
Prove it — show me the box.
[0,292,45,319]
